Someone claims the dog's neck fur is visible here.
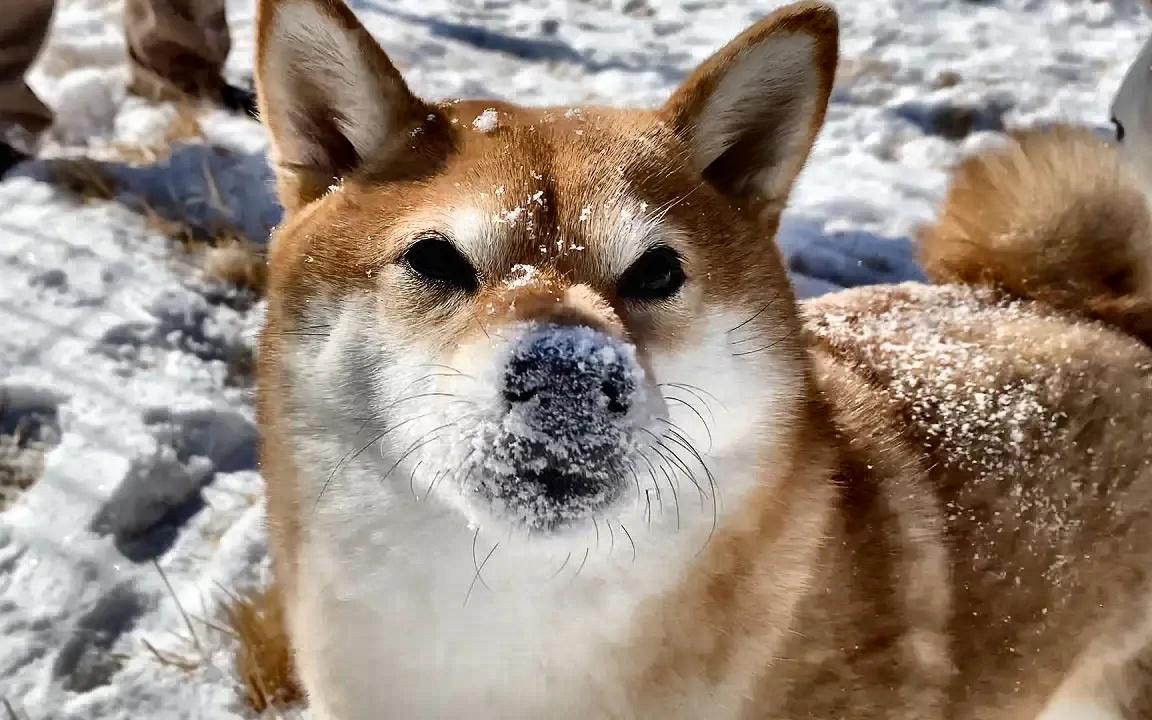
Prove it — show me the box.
[287,425,833,720]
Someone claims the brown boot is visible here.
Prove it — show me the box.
[0,0,55,161]
[123,0,254,117]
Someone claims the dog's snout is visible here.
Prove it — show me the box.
[502,326,635,418]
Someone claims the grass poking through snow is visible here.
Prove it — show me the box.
[224,585,303,713]
[37,103,267,297]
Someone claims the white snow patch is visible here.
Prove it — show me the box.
[506,264,539,289]
[472,108,500,133]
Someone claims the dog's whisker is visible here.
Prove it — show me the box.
[661,426,714,482]
[726,288,783,335]
[456,460,479,496]
[637,449,665,510]
[731,327,799,358]
[547,551,573,581]
[408,460,425,502]
[412,362,471,378]
[659,398,714,452]
[692,460,722,558]
[568,547,591,584]
[385,391,467,409]
[423,465,451,502]
[619,522,637,564]
[465,532,500,606]
[624,458,644,506]
[388,372,454,402]
[314,412,436,512]
[279,323,333,337]
[643,429,704,498]
[659,382,724,412]
[646,182,703,224]
[658,461,681,530]
[379,422,458,484]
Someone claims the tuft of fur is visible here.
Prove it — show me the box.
[918,125,1152,345]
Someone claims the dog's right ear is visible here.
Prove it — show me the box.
[255,0,430,213]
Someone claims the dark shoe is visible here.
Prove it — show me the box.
[220,82,259,120]
[0,140,31,178]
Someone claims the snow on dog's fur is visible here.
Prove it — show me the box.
[252,0,1152,717]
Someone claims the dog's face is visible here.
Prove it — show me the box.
[256,0,837,558]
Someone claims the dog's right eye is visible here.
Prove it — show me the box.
[618,245,686,301]
[402,234,479,293]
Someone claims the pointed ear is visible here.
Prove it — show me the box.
[662,2,838,219]
[255,0,431,212]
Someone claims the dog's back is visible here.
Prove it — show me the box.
[800,127,1152,719]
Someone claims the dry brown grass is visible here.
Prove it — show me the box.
[224,585,303,713]
[113,101,204,165]
[203,240,267,294]
[41,106,266,297]
[44,159,265,295]
[45,156,118,201]
[133,566,302,713]
[2,697,32,720]
[0,434,47,512]
[837,55,896,85]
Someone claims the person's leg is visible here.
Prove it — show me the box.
[123,0,254,114]
[0,0,55,167]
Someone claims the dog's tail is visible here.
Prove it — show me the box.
[918,125,1152,345]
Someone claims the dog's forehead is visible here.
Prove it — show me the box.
[419,102,692,279]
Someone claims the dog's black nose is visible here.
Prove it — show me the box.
[503,325,635,422]
[485,325,638,527]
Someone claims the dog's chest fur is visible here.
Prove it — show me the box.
[287,445,769,719]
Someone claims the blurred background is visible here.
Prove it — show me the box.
[0,0,1145,717]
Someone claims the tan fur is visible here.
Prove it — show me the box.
[919,126,1152,344]
[252,1,1152,717]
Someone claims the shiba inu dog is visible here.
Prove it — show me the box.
[253,0,1152,717]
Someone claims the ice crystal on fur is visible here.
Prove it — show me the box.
[495,206,524,224]
[806,284,1060,481]
[506,264,538,289]
[461,325,646,530]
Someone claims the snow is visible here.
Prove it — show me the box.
[472,107,500,132]
[0,0,1146,716]
[806,284,1059,481]
[506,264,539,289]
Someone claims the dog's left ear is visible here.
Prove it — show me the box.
[662,2,838,219]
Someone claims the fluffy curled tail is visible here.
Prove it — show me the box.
[918,125,1152,344]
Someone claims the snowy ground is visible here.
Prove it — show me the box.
[0,0,1145,716]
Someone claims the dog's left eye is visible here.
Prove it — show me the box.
[618,246,686,301]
